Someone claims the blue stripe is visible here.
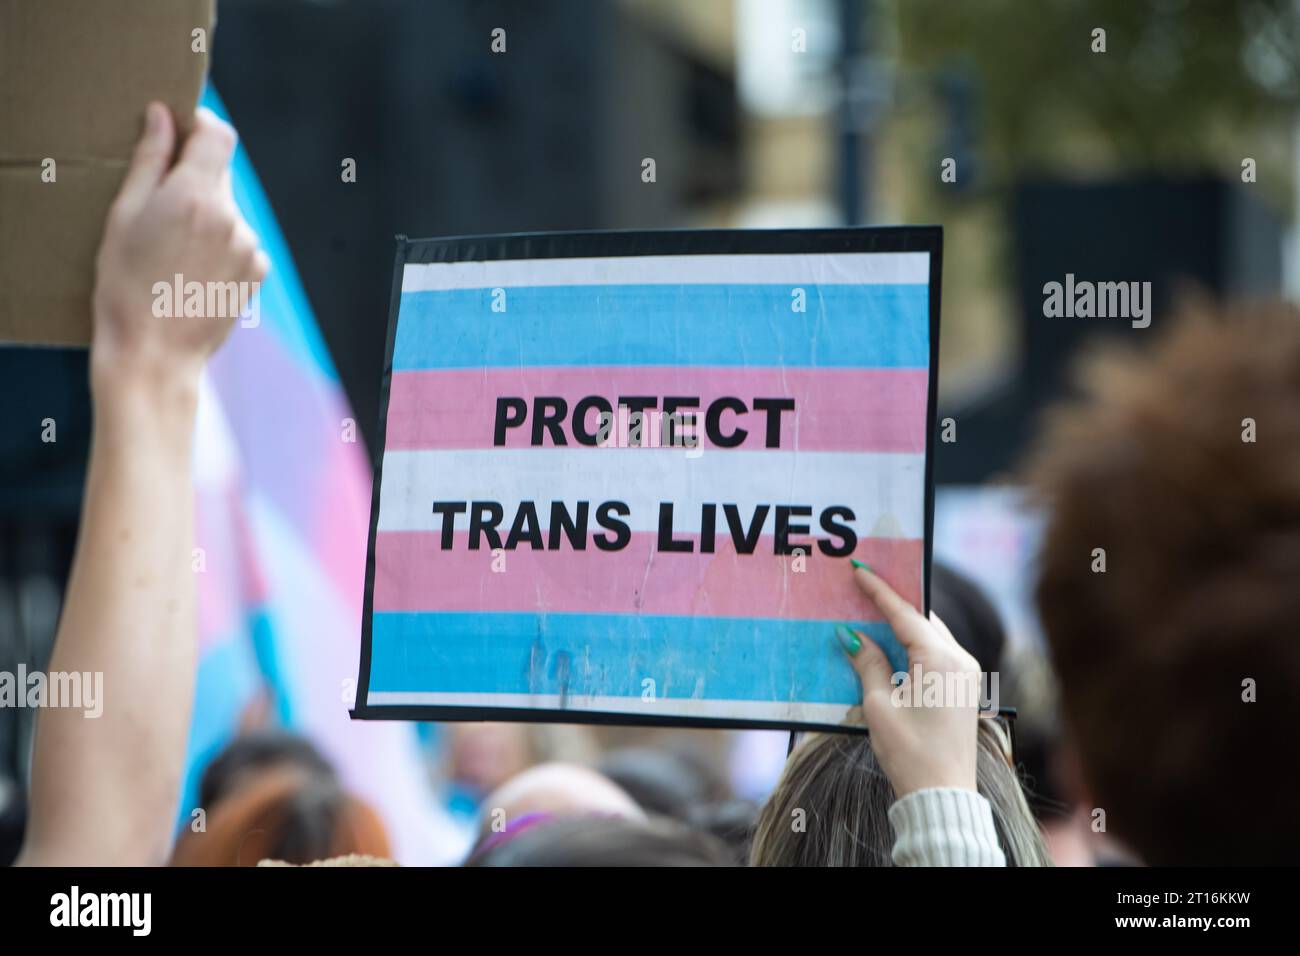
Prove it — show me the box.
[393,284,929,370]
[368,611,909,706]
[176,627,262,832]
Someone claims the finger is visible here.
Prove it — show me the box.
[247,248,270,285]
[218,168,236,211]
[231,217,258,256]
[852,566,924,642]
[174,107,238,183]
[113,102,176,218]
[839,625,894,699]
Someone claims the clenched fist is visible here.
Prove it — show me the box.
[91,102,268,389]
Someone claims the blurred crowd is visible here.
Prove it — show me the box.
[8,61,1300,867]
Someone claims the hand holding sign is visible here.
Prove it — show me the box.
[841,565,981,796]
[91,104,267,388]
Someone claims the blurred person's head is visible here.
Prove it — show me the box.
[171,768,390,866]
[466,815,732,867]
[1028,300,1300,865]
[446,722,536,797]
[996,641,1069,823]
[446,722,599,799]
[198,729,336,811]
[931,561,1007,673]
[597,747,715,821]
[0,776,24,867]
[750,721,1049,866]
[686,798,758,865]
[477,762,645,840]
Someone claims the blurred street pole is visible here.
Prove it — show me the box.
[1289,113,1300,302]
[837,0,873,224]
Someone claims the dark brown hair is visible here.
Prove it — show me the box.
[1027,300,1300,864]
[171,768,391,866]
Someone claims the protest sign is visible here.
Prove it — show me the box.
[353,228,941,731]
[0,0,213,346]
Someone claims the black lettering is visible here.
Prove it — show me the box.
[506,500,544,549]
[532,397,568,446]
[572,397,612,447]
[493,398,528,446]
[594,501,631,551]
[752,398,796,449]
[620,397,657,447]
[662,397,699,447]
[657,503,693,552]
[706,397,748,448]
[431,501,466,549]
[549,501,589,550]
[775,505,812,555]
[817,506,857,557]
[468,500,504,550]
[723,503,768,554]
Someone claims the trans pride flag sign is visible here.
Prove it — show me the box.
[353,229,941,731]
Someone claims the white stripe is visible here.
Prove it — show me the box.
[192,372,241,486]
[401,251,930,292]
[376,447,925,539]
[367,690,854,725]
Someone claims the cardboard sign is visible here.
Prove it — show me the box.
[353,228,941,731]
[0,0,214,346]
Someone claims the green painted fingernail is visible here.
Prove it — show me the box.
[850,559,871,571]
[835,624,862,656]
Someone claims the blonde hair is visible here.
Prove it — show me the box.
[750,721,1050,866]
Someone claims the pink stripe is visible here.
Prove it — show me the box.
[385,366,927,453]
[373,531,923,619]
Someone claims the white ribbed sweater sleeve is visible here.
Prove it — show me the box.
[888,788,1007,867]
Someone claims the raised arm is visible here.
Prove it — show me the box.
[18,102,266,866]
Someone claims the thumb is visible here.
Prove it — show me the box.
[114,102,176,218]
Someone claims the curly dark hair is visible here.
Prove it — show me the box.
[1027,299,1300,865]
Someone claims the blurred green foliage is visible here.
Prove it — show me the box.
[889,0,1300,176]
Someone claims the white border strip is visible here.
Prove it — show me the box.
[401,252,930,292]
[367,691,855,726]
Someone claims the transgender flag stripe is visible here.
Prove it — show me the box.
[373,532,924,619]
[374,448,926,538]
[400,251,931,291]
[384,366,927,453]
[392,284,929,370]
[367,612,895,705]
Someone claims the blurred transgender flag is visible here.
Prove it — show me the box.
[180,88,469,865]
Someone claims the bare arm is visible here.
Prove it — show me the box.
[18,102,266,866]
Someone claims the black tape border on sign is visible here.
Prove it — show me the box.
[350,226,943,735]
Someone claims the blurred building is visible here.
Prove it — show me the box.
[211,0,743,459]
